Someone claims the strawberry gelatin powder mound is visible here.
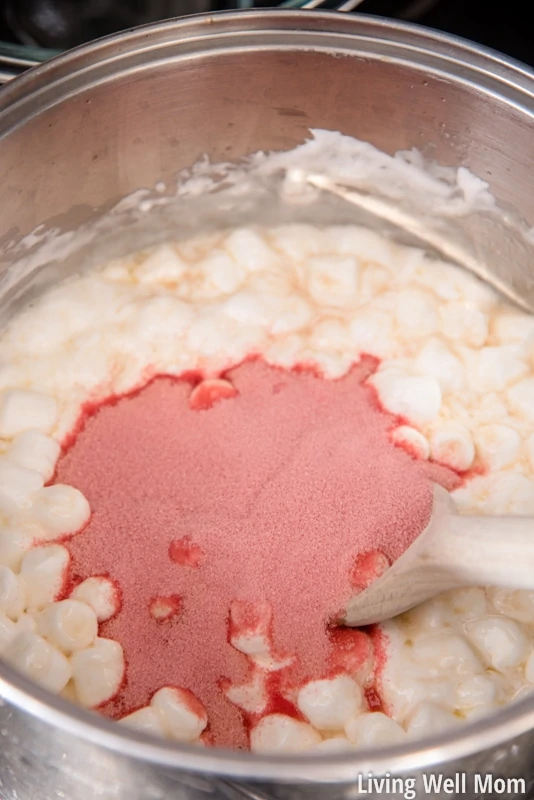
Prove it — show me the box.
[56,359,458,747]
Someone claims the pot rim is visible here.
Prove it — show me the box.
[1,10,534,782]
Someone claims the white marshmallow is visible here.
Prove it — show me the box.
[524,650,534,684]
[0,611,17,653]
[470,345,527,393]
[36,599,98,654]
[134,244,188,285]
[345,712,406,746]
[0,526,37,570]
[474,424,521,470]
[312,736,354,752]
[71,637,125,708]
[455,675,497,710]
[440,304,488,348]
[30,484,90,538]
[447,587,487,622]
[250,714,322,754]
[429,423,475,472]
[481,473,534,515]
[0,390,58,437]
[390,426,430,460]
[0,458,44,512]
[491,589,534,625]
[229,600,272,658]
[3,631,71,693]
[150,687,207,742]
[20,544,70,611]
[394,288,437,337]
[411,633,482,677]
[297,676,363,731]
[491,312,534,344]
[370,369,442,426]
[119,707,166,737]
[224,228,279,273]
[349,309,394,359]
[224,673,267,715]
[71,576,119,622]
[406,702,460,738]
[465,617,527,671]
[526,434,534,472]
[0,565,25,619]
[308,319,355,356]
[8,430,60,482]
[507,378,534,422]
[414,338,465,393]
[198,250,246,297]
[306,255,359,308]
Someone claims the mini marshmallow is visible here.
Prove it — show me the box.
[391,426,430,460]
[71,637,125,707]
[312,736,354,752]
[306,255,359,308]
[411,633,482,677]
[491,589,534,625]
[526,433,534,472]
[30,484,90,539]
[475,424,521,470]
[0,526,37,570]
[134,244,188,285]
[0,390,58,437]
[250,714,322,754]
[229,600,272,658]
[406,702,459,738]
[507,378,534,422]
[491,312,534,344]
[36,599,98,654]
[394,288,437,338]
[345,712,406,746]
[482,474,534,515]
[466,617,527,671]
[414,338,465,393]
[224,672,268,715]
[524,650,534,684]
[20,544,70,612]
[429,423,475,472]
[470,345,528,393]
[4,631,71,693]
[0,565,25,619]
[119,707,166,737]
[448,587,487,622]
[349,309,394,359]
[308,319,355,355]
[8,430,60,482]
[224,228,279,273]
[0,611,17,653]
[71,576,120,622]
[297,676,363,731]
[150,687,207,742]
[455,674,497,710]
[0,458,44,512]
[198,250,247,297]
[440,303,488,348]
[370,369,442,426]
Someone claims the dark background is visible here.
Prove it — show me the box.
[0,0,532,67]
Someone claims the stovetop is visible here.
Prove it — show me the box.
[0,0,532,68]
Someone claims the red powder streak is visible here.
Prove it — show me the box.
[168,537,203,567]
[56,359,459,748]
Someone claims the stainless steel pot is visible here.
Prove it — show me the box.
[0,11,534,800]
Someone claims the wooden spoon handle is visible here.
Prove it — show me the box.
[428,513,534,590]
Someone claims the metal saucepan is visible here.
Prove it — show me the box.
[0,11,533,800]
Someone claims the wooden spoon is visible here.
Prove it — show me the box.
[342,484,534,627]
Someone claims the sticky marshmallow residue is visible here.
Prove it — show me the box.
[56,359,457,747]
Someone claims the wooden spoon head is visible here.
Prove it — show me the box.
[342,485,460,627]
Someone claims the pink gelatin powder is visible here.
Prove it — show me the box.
[56,359,458,747]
